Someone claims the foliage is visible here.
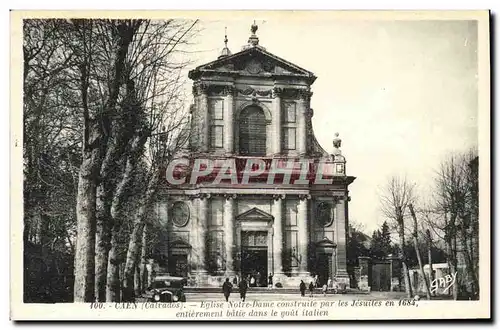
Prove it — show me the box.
[369,221,392,260]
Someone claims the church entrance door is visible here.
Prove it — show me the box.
[240,230,268,287]
[316,253,332,286]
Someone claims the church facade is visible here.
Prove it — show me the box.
[154,24,355,287]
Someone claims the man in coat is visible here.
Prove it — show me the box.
[222,278,233,302]
[239,277,249,302]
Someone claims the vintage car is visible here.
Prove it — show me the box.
[147,276,187,303]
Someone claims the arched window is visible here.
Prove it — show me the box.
[239,106,267,156]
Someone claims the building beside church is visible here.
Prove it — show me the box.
[153,23,356,287]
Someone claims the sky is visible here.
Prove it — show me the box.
[182,18,479,233]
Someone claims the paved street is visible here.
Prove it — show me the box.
[183,291,408,302]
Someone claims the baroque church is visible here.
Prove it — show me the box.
[153,23,356,287]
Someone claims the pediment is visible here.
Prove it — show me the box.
[235,207,274,221]
[169,240,192,249]
[315,238,337,248]
[189,47,316,83]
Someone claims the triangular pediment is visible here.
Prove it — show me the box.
[189,46,316,83]
[235,207,274,221]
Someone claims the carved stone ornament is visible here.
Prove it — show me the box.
[316,202,333,227]
[246,59,262,74]
[193,82,210,96]
[298,194,312,201]
[297,90,313,101]
[224,193,237,200]
[272,194,286,201]
[237,87,272,97]
[272,87,283,98]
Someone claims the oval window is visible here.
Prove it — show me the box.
[171,202,190,227]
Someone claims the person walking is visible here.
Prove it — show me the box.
[268,273,273,290]
[250,275,255,287]
[239,277,249,302]
[331,277,339,294]
[308,281,315,298]
[322,283,328,297]
[222,278,233,302]
[299,280,306,297]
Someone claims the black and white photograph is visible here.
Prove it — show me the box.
[10,10,490,320]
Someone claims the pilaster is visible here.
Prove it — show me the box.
[272,87,282,155]
[272,194,285,275]
[224,86,235,154]
[224,194,236,275]
[297,194,311,276]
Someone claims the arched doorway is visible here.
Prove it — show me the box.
[239,106,267,156]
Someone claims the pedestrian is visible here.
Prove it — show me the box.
[309,281,314,297]
[299,280,306,297]
[327,278,332,289]
[250,275,255,287]
[256,272,261,287]
[322,283,328,296]
[331,277,339,294]
[314,275,319,288]
[239,277,249,302]
[222,278,233,302]
[268,273,273,289]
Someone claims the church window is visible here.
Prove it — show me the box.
[282,102,297,151]
[239,106,267,156]
[283,102,296,123]
[209,99,224,149]
[283,127,296,150]
[210,125,224,148]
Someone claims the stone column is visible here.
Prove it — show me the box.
[272,87,282,155]
[196,194,209,276]
[224,86,234,154]
[272,194,285,275]
[199,84,209,152]
[297,90,311,155]
[335,196,349,283]
[224,194,236,275]
[297,194,311,275]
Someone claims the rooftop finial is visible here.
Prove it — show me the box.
[332,132,342,155]
[247,20,259,47]
[218,26,232,59]
[251,20,258,35]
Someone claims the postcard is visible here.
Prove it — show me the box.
[10,10,490,321]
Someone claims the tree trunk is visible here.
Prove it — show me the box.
[73,124,101,302]
[106,236,121,302]
[134,266,141,297]
[409,204,431,299]
[95,182,113,302]
[398,218,413,298]
[426,229,434,296]
[139,225,148,293]
[122,171,160,302]
[105,135,147,302]
[122,222,145,302]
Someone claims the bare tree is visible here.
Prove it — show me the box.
[430,149,479,300]
[380,175,416,298]
[409,204,431,299]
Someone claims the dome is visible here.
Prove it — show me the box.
[218,46,232,59]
